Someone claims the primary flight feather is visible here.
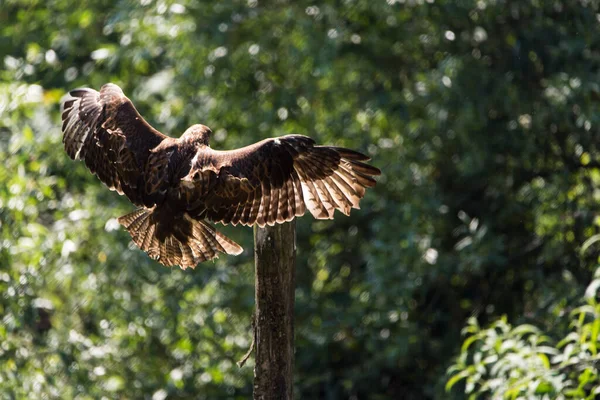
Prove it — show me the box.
[61,83,381,269]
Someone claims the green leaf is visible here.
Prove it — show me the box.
[445,368,473,392]
[581,234,600,255]
[591,319,600,355]
[461,334,480,353]
[534,381,554,394]
[537,353,550,370]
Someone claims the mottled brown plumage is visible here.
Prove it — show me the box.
[61,83,381,269]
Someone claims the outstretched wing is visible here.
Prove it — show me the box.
[184,135,381,227]
[61,83,170,207]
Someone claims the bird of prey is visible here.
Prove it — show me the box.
[61,83,381,269]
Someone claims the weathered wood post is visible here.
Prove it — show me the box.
[252,221,296,400]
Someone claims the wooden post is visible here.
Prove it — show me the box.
[252,221,296,400]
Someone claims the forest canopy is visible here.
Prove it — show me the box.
[1,0,600,398]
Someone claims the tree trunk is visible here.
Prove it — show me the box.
[253,221,296,400]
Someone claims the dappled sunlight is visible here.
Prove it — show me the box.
[2,0,600,398]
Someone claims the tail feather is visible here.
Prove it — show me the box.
[178,240,195,267]
[118,208,147,228]
[141,223,156,252]
[212,225,244,255]
[117,208,243,269]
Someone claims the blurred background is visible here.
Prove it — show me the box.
[2,0,600,399]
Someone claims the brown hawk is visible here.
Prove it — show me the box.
[61,83,381,269]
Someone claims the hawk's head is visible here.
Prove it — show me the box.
[182,124,212,146]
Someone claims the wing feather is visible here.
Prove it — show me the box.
[194,135,380,227]
[290,169,306,217]
[286,175,296,219]
[256,179,270,226]
[61,83,170,207]
[268,187,280,225]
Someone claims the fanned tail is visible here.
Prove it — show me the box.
[118,208,243,269]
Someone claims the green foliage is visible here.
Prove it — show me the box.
[1,0,600,398]
[447,268,600,399]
